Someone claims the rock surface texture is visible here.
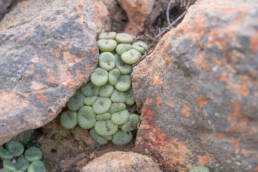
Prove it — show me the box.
[118,0,155,34]
[0,0,111,145]
[82,151,162,172]
[133,0,258,171]
[0,0,15,20]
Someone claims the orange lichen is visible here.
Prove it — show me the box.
[35,94,48,104]
[145,98,153,105]
[31,81,46,91]
[77,0,84,24]
[153,71,163,86]
[229,138,240,152]
[181,104,191,117]
[197,98,208,108]
[216,132,226,139]
[166,100,174,108]
[156,97,162,106]
[194,56,209,70]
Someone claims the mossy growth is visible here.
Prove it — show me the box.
[59,31,147,145]
[0,137,45,172]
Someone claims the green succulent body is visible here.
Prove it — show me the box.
[89,129,108,145]
[111,110,129,125]
[108,68,120,85]
[112,131,133,145]
[96,113,111,121]
[5,141,24,157]
[27,161,46,172]
[77,106,96,129]
[91,68,108,86]
[98,32,116,40]
[67,92,84,111]
[24,147,43,162]
[0,147,13,160]
[60,31,147,145]
[97,39,117,52]
[60,111,77,129]
[189,166,210,172]
[0,169,10,172]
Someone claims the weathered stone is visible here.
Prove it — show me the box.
[82,151,162,172]
[133,0,258,171]
[0,0,15,20]
[0,0,111,145]
[117,0,155,34]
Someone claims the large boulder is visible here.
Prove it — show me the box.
[133,0,258,171]
[0,0,111,145]
[82,151,162,172]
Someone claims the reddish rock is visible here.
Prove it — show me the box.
[82,151,162,172]
[133,0,258,171]
[0,0,111,145]
[118,0,155,34]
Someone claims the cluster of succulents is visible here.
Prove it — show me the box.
[60,32,147,145]
[0,138,46,172]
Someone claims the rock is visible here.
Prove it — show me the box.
[0,0,14,20]
[133,0,258,171]
[0,0,111,145]
[81,151,162,172]
[117,0,155,34]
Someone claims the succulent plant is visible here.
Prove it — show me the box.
[99,84,114,97]
[95,120,118,136]
[89,129,108,145]
[90,68,108,86]
[24,147,43,162]
[109,103,126,114]
[84,96,97,106]
[189,166,210,172]
[0,169,10,172]
[60,31,148,145]
[0,147,13,160]
[121,49,141,65]
[92,97,111,114]
[81,82,99,97]
[116,33,134,43]
[114,54,132,74]
[27,161,46,172]
[115,75,131,92]
[97,39,117,52]
[111,90,127,103]
[15,157,29,171]
[60,111,77,129]
[116,44,132,55]
[77,106,96,129]
[112,131,133,145]
[111,110,129,125]
[122,114,140,132]
[99,52,115,71]
[125,90,135,105]
[67,92,84,111]
[108,68,120,86]
[96,113,111,121]
[3,160,16,171]
[132,41,148,54]
[98,32,117,40]
[5,140,24,157]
